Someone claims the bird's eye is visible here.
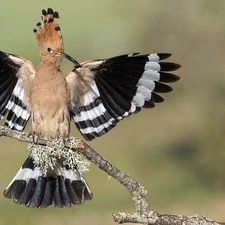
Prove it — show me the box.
[47,48,52,52]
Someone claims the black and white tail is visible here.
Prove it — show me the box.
[3,157,93,208]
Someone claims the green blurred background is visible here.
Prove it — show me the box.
[1,0,225,224]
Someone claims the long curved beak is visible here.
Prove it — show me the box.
[59,52,80,68]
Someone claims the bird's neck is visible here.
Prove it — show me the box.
[36,59,63,80]
[37,58,61,71]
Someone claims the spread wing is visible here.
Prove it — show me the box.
[0,50,35,130]
[67,53,180,141]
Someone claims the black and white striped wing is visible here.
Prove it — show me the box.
[70,53,180,141]
[0,51,35,130]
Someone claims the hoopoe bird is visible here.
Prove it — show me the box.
[0,8,180,208]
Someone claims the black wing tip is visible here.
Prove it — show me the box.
[159,62,181,72]
[172,63,181,70]
[154,82,173,93]
[151,92,165,103]
[157,54,181,71]
[173,74,181,81]
[157,53,172,60]
[143,101,155,108]
[159,72,180,83]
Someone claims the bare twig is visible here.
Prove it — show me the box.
[0,125,224,225]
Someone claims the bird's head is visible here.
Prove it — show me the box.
[33,8,80,67]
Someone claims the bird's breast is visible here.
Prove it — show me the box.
[29,71,70,138]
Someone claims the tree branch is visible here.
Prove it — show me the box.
[0,125,224,225]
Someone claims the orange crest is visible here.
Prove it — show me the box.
[33,8,64,52]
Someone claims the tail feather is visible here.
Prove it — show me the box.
[3,157,93,208]
[17,179,36,204]
[65,179,82,205]
[52,178,64,208]
[40,177,55,208]
[58,176,72,207]
[26,176,47,208]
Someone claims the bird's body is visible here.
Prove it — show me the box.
[30,62,70,138]
[0,8,180,208]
